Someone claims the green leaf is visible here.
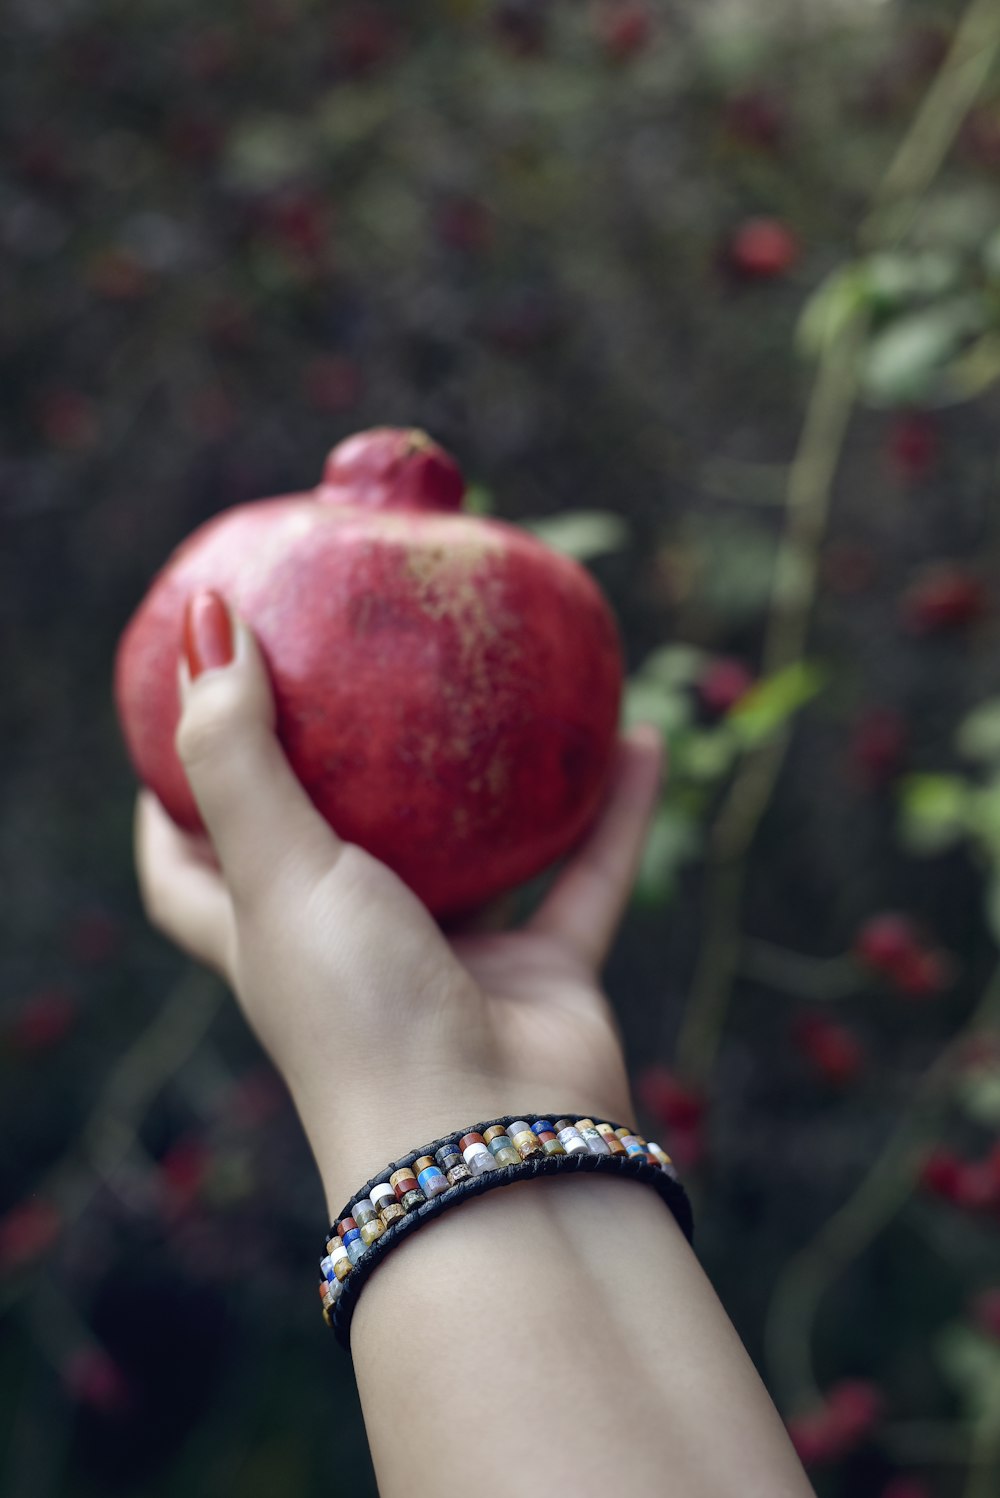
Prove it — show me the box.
[633,804,702,907]
[861,297,988,407]
[957,1067,1000,1128]
[224,116,316,190]
[623,680,692,739]
[897,774,969,856]
[727,662,825,749]
[464,484,494,516]
[984,226,1000,282]
[965,776,1000,861]
[957,700,1000,763]
[797,265,868,357]
[635,643,707,688]
[675,728,737,783]
[937,1324,1000,1423]
[523,511,630,561]
[986,874,1000,948]
[864,250,961,312]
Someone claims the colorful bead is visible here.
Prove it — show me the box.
[337,1218,365,1263]
[389,1168,419,1200]
[532,1121,567,1156]
[352,1199,379,1227]
[596,1123,627,1156]
[320,1275,342,1306]
[327,1237,353,1282]
[553,1120,589,1154]
[647,1142,679,1178]
[434,1145,472,1185]
[370,1182,405,1227]
[459,1132,497,1175]
[414,1156,451,1198]
[482,1127,521,1167]
[400,1189,425,1212]
[360,1218,385,1246]
[508,1121,544,1159]
[614,1128,650,1161]
[576,1119,611,1156]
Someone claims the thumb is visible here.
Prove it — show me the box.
[176,590,341,909]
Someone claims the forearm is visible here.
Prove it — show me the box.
[345,1172,815,1498]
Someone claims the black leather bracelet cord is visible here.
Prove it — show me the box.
[320,1113,694,1352]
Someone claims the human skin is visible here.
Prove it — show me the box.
[133,590,816,1498]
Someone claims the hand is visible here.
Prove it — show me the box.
[134,593,663,1215]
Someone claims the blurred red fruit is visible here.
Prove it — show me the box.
[62,1348,131,1414]
[881,1479,932,1498]
[787,1411,841,1467]
[636,1064,705,1130]
[722,91,785,151]
[494,0,547,57]
[68,906,124,966]
[163,113,224,165]
[7,984,77,1053]
[903,567,987,633]
[826,1378,884,1441]
[892,946,952,1000]
[954,1161,1000,1212]
[727,218,800,280]
[822,540,877,595]
[851,708,907,789]
[0,1200,61,1272]
[339,10,399,74]
[887,412,939,483]
[86,247,151,301]
[37,389,99,451]
[792,1015,864,1087]
[229,1068,287,1127]
[596,1,654,61]
[788,1379,883,1466]
[206,296,253,352]
[256,190,332,264]
[972,1288,1000,1341]
[181,26,237,81]
[437,197,494,255]
[855,914,921,974]
[303,356,362,413]
[963,104,1000,170]
[666,1118,706,1172]
[698,658,754,716]
[159,1137,210,1211]
[189,385,237,440]
[919,1148,964,1202]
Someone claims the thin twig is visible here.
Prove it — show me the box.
[763,965,1000,1412]
[672,0,1000,1090]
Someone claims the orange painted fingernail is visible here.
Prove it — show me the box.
[183,591,234,680]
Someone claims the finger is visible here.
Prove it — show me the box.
[174,591,342,909]
[134,790,235,978]
[527,724,665,970]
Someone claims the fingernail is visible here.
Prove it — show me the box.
[183,590,234,680]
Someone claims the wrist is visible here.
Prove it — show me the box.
[304,1085,638,1224]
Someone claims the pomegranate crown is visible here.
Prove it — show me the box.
[318,426,466,513]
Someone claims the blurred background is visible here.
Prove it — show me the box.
[3,0,1000,1494]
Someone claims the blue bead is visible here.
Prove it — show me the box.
[532,1121,553,1134]
[342,1227,361,1246]
[345,1236,365,1265]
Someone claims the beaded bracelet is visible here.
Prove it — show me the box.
[319,1113,693,1350]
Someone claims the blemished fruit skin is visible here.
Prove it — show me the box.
[114,429,624,919]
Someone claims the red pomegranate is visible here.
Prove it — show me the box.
[114,428,623,918]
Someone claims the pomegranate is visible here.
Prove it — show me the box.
[114,428,623,918]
